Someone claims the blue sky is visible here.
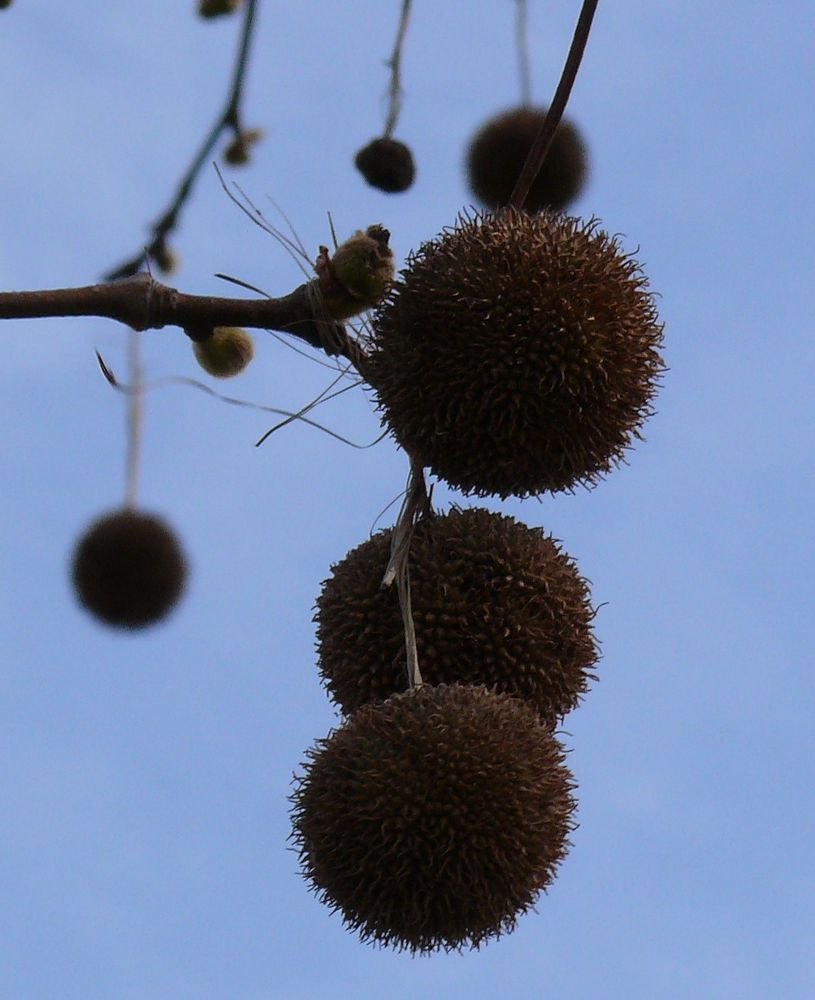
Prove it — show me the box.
[1,2,813,997]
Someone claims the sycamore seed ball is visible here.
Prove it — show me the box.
[291,684,575,953]
[369,208,664,498]
[355,138,415,193]
[193,326,254,378]
[71,509,187,629]
[467,106,587,213]
[316,506,598,725]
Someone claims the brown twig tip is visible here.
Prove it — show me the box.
[104,0,259,280]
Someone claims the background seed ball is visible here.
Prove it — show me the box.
[71,509,186,629]
[316,507,598,724]
[466,106,587,212]
[291,684,575,954]
[368,208,664,497]
[354,137,415,193]
[192,326,254,378]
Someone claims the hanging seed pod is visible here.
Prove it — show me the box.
[467,106,587,213]
[355,137,415,193]
[291,683,575,954]
[316,507,598,724]
[368,208,664,498]
[71,509,186,629]
[192,326,254,378]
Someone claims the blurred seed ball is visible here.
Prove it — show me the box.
[192,326,254,378]
[71,509,187,630]
[222,127,263,166]
[315,225,394,321]
[291,684,575,953]
[466,106,587,212]
[316,507,598,724]
[369,208,664,497]
[150,242,178,276]
[0,1,15,10]
[197,0,241,17]
[354,137,415,193]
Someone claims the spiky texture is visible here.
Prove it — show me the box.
[71,509,186,629]
[355,138,415,193]
[368,209,664,497]
[291,684,575,953]
[466,106,587,212]
[316,507,597,724]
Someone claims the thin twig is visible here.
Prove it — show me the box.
[97,355,384,450]
[383,0,413,138]
[515,0,532,106]
[103,0,259,280]
[509,0,599,210]
[123,329,143,507]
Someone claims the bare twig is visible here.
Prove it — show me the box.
[0,274,366,364]
[509,0,598,210]
[383,0,413,138]
[123,329,143,508]
[515,0,532,107]
[103,0,259,280]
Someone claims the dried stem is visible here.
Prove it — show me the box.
[103,0,259,280]
[515,0,532,107]
[383,0,413,138]
[382,459,430,691]
[509,0,598,210]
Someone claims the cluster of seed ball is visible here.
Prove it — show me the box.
[292,194,663,952]
[292,507,597,952]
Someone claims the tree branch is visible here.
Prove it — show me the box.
[103,0,260,281]
[0,274,359,362]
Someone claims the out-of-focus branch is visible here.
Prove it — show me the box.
[0,275,360,364]
[103,0,259,280]
[509,0,598,210]
[383,0,412,138]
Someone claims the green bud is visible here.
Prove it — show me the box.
[192,327,254,378]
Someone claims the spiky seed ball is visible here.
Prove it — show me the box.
[71,509,186,629]
[193,326,254,378]
[368,208,664,497]
[467,106,587,213]
[291,683,575,953]
[355,138,415,193]
[316,507,598,724]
